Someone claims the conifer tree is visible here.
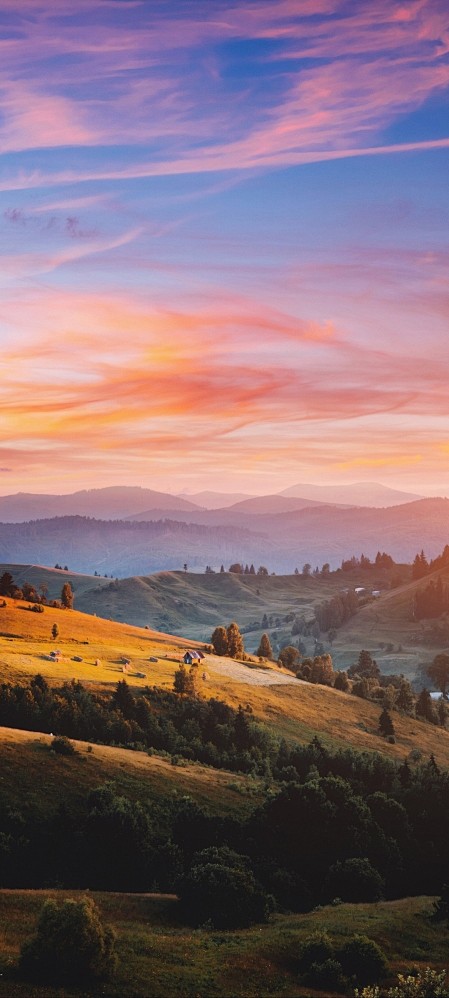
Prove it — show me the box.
[227,621,244,659]
[211,626,228,656]
[257,633,272,659]
[379,707,395,738]
[61,582,74,609]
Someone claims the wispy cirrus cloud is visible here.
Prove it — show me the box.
[0,0,447,166]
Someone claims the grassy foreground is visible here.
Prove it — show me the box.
[0,892,447,998]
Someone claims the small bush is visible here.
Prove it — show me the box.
[386,968,449,997]
[298,931,334,973]
[356,968,449,997]
[19,896,116,983]
[51,735,76,756]
[178,846,274,929]
[338,934,388,986]
[303,957,347,993]
[324,857,385,903]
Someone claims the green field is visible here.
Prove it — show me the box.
[0,891,447,997]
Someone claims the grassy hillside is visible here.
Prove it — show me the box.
[3,556,449,683]
[332,565,449,677]
[0,725,261,820]
[2,594,449,768]
[0,891,447,997]
[0,558,404,634]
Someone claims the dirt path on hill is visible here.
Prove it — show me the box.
[207,658,305,687]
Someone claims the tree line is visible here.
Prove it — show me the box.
[0,571,73,608]
[2,697,449,923]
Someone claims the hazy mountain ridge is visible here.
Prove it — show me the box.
[0,515,270,577]
[0,486,202,523]
[279,481,424,506]
[0,498,447,576]
[0,481,427,524]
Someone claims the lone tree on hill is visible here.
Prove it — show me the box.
[416,688,437,724]
[0,571,14,596]
[396,678,415,714]
[379,707,395,738]
[19,895,116,983]
[61,582,74,609]
[173,663,197,696]
[211,625,229,656]
[226,621,244,659]
[51,623,59,640]
[257,633,273,659]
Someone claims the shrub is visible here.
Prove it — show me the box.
[334,670,350,692]
[297,931,334,973]
[388,968,449,997]
[51,735,76,756]
[356,969,449,997]
[178,846,274,929]
[324,857,385,903]
[338,934,388,986]
[19,896,116,982]
[303,957,347,993]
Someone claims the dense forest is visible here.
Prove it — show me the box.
[1,674,449,922]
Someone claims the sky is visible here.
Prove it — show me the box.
[0,0,448,497]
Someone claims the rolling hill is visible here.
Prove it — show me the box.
[0,593,449,767]
[2,559,447,680]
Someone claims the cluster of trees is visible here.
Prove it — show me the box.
[2,724,449,923]
[0,572,73,609]
[341,552,395,571]
[210,622,245,658]
[274,646,448,726]
[414,577,449,620]
[0,675,275,776]
[412,544,449,581]
[315,589,359,632]
[228,563,269,575]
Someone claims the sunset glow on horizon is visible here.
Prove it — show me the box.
[1,0,448,497]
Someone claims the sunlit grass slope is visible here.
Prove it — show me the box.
[2,595,449,768]
[0,593,200,689]
[0,892,447,998]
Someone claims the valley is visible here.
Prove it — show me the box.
[2,556,447,681]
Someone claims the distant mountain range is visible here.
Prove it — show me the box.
[181,482,424,509]
[0,497,446,576]
[0,481,426,524]
[0,486,199,523]
[278,482,424,507]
